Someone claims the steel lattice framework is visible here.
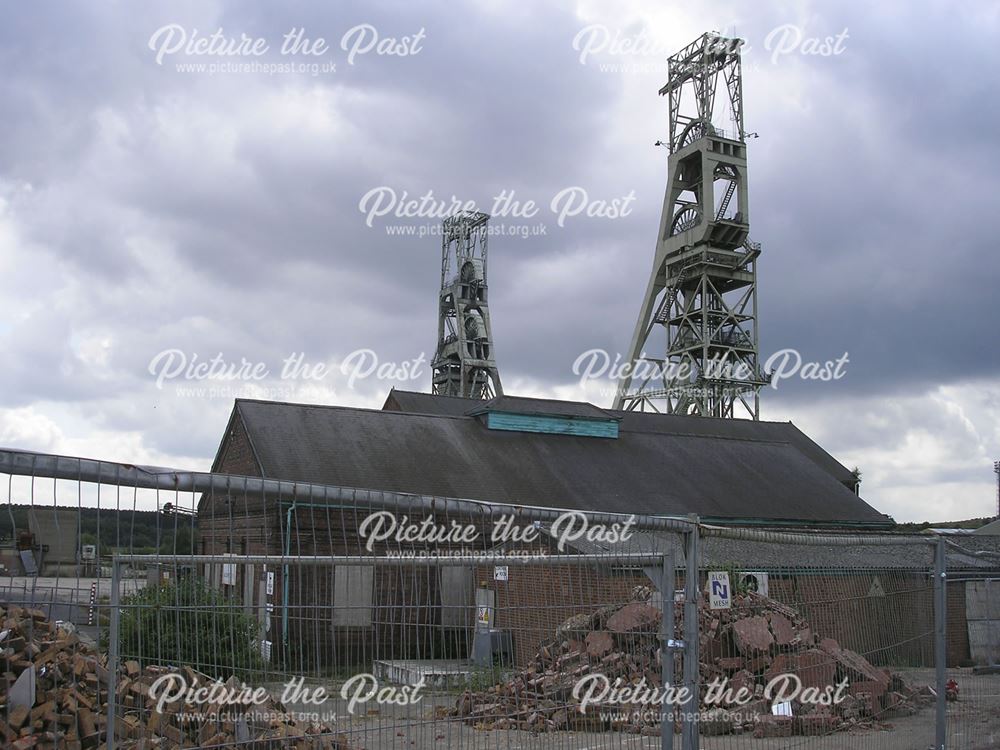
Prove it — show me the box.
[431,210,503,399]
[614,33,769,418]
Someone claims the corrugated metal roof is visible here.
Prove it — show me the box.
[231,396,890,526]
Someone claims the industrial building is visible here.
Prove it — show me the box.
[204,390,884,527]
[197,390,894,665]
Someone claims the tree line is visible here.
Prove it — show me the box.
[0,504,197,554]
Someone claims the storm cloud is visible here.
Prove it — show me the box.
[1,0,998,521]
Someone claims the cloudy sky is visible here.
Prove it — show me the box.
[1,0,998,522]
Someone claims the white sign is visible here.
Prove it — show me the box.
[494,565,508,582]
[708,571,732,610]
[221,562,236,586]
[772,700,793,716]
[265,603,273,633]
[260,640,272,661]
[266,571,275,596]
[739,571,769,598]
[81,544,96,561]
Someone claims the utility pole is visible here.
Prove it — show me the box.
[994,460,1000,518]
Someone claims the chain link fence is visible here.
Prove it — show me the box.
[1,446,998,749]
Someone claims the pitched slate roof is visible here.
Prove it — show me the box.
[972,518,1000,535]
[465,395,617,421]
[225,391,891,527]
[385,390,856,486]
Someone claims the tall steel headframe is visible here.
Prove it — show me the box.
[431,210,503,399]
[614,32,770,418]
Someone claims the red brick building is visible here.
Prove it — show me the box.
[201,390,967,671]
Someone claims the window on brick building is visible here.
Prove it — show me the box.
[440,567,473,627]
[332,565,374,627]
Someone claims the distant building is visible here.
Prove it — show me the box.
[28,506,80,575]
[973,518,1000,535]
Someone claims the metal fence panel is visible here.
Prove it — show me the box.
[686,526,944,749]
[942,539,1000,750]
[3,447,1000,749]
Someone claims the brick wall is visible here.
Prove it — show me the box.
[946,580,970,666]
[766,572,937,666]
[477,560,649,667]
[196,415,976,671]
[211,408,261,475]
[472,566,971,670]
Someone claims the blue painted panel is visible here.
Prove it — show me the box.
[486,411,618,439]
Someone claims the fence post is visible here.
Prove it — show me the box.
[660,550,675,750]
[934,535,947,750]
[681,518,700,750]
[107,557,121,750]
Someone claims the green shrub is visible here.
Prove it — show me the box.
[113,578,263,680]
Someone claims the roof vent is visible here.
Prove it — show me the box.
[466,396,619,439]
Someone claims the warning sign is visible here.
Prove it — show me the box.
[494,565,508,582]
[867,576,886,597]
[709,571,732,610]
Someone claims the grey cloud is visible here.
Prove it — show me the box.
[0,0,997,522]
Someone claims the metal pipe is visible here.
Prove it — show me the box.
[0,447,696,532]
[114,552,669,566]
[283,501,295,648]
[278,498,353,648]
[700,523,935,546]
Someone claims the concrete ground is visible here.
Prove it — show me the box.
[274,668,999,750]
[3,587,993,749]
[0,576,145,643]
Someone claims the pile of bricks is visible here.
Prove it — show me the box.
[0,605,352,749]
[699,590,931,737]
[452,586,931,736]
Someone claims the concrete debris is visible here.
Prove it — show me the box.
[451,589,931,736]
[0,605,353,749]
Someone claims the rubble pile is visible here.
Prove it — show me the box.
[0,605,352,749]
[452,587,932,736]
